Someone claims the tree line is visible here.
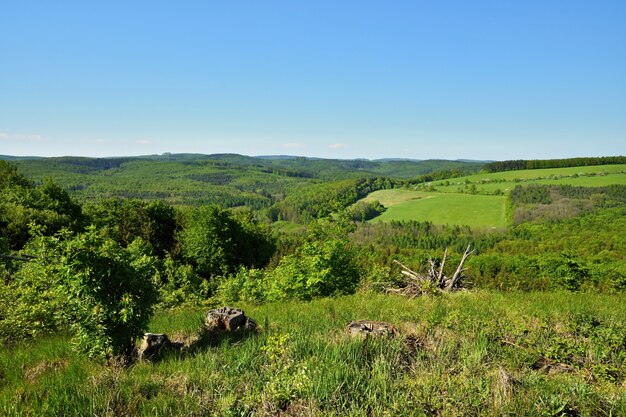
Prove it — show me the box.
[484,156,626,173]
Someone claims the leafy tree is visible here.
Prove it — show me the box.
[264,217,361,301]
[0,172,83,250]
[180,205,275,278]
[0,160,32,189]
[23,228,159,360]
[84,198,178,257]
[348,200,386,222]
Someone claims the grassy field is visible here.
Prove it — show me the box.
[365,190,507,228]
[1,292,625,416]
[430,164,626,194]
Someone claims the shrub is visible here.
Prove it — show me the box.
[155,256,209,308]
[180,205,275,278]
[216,268,268,304]
[264,218,362,301]
[22,227,160,360]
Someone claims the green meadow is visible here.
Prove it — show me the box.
[358,165,626,228]
[2,292,625,416]
[365,190,507,228]
[431,164,626,194]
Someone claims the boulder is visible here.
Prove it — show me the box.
[346,320,398,338]
[137,333,181,361]
[205,306,256,332]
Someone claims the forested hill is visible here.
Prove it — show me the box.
[2,154,483,210]
[4,153,483,179]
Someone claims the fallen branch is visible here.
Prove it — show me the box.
[0,253,37,262]
[391,245,473,297]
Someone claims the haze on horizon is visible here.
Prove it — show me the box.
[1,1,625,161]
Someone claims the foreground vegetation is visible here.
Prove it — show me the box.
[2,292,625,416]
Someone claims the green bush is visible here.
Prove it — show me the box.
[155,256,209,308]
[180,205,275,279]
[216,267,268,304]
[21,228,160,360]
[0,255,66,343]
[264,218,361,301]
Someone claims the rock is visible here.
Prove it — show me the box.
[346,320,398,338]
[205,306,256,332]
[137,333,175,361]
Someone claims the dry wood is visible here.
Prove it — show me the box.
[391,245,472,297]
[437,248,448,285]
[445,244,474,291]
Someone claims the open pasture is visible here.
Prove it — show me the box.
[430,164,626,194]
[365,190,507,228]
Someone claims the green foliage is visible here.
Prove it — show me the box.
[84,198,178,257]
[21,228,160,359]
[0,160,32,189]
[348,199,386,222]
[0,253,66,343]
[550,253,590,292]
[0,164,83,250]
[155,256,208,308]
[264,218,361,301]
[215,268,268,304]
[216,217,362,303]
[180,205,275,279]
[484,156,626,173]
[273,177,398,223]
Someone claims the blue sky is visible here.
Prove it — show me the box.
[1,1,625,160]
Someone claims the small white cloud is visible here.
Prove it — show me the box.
[282,143,306,148]
[136,139,152,145]
[0,132,45,142]
[329,143,347,149]
[94,138,107,144]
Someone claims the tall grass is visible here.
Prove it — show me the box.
[1,292,625,416]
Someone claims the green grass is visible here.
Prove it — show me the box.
[430,164,626,194]
[2,292,625,416]
[365,190,507,228]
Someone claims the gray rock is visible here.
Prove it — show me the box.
[205,306,256,332]
[346,320,398,338]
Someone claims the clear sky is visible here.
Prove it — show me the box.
[1,1,625,160]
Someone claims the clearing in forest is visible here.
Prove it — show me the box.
[364,190,507,228]
[430,164,626,194]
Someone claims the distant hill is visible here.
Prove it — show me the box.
[0,155,44,161]
[4,153,484,208]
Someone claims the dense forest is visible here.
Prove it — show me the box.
[6,154,482,211]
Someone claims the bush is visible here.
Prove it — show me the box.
[264,218,362,301]
[22,227,160,360]
[0,256,66,343]
[348,200,386,222]
[180,206,275,278]
[216,268,268,304]
[155,256,209,308]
